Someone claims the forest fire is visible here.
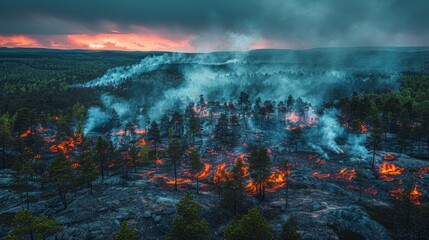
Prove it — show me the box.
[364,186,378,195]
[136,138,147,146]
[335,168,356,181]
[166,178,192,185]
[265,168,289,192]
[134,129,147,134]
[196,163,212,179]
[155,158,164,165]
[287,112,300,123]
[415,166,429,178]
[360,123,368,133]
[49,133,83,154]
[383,153,396,161]
[378,163,404,175]
[20,128,33,138]
[409,184,423,205]
[213,163,229,184]
[390,184,422,205]
[312,172,331,179]
[314,159,326,165]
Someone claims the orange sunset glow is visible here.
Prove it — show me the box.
[0,33,195,52]
[0,33,293,52]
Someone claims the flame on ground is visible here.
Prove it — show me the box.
[155,158,163,165]
[49,133,83,154]
[136,138,147,146]
[166,178,192,185]
[390,184,422,205]
[364,186,378,195]
[383,153,396,161]
[335,168,356,181]
[20,128,33,138]
[378,163,404,176]
[360,123,368,133]
[213,163,229,184]
[196,163,212,179]
[312,172,331,179]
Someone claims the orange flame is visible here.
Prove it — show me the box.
[364,186,378,195]
[71,163,81,169]
[409,184,423,205]
[136,138,147,146]
[379,163,404,175]
[383,153,396,161]
[196,163,212,179]
[213,163,229,184]
[135,129,147,135]
[335,168,356,181]
[287,112,300,123]
[49,133,83,154]
[20,128,32,138]
[360,123,368,133]
[390,184,422,205]
[312,172,331,179]
[315,159,326,165]
[166,178,192,185]
[155,158,163,165]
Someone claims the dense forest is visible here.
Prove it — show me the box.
[0,49,429,240]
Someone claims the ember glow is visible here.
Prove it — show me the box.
[383,153,396,161]
[312,172,331,179]
[335,168,356,181]
[378,163,404,176]
[49,133,83,154]
[287,112,300,123]
[390,184,423,205]
[20,128,33,138]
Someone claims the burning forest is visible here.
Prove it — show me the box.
[1,48,429,240]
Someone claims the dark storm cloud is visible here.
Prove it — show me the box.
[1,0,428,47]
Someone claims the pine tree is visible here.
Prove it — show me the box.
[168,139,182,191]
[248,147,271,200]
[166,193,211,240]
[280,215,300,240]
[48,152,74,209]
[189,149,203,194]
[5,209,63,240]
[369,107,383,170]
[79,142,98,194]
[171,111,184,138]
[139,145,150,167]
[148,121,161,158]
[224,208,272,240]
[0,113,14,168]
[286,95,295,113]
[189,115,201,146]
[214,114,229,145]
[238,92,250,128]
[94,136,108,179]
[129,144,139,172]
[114,221,139,240]
[222,157,246,215]
[289,128,302,152]
[160,113,170,138]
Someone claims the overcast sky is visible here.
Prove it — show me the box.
[0,0,428,52]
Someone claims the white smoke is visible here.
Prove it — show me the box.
[347,133,369,159]
[305,109,344,159]
[84,107,110,135]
